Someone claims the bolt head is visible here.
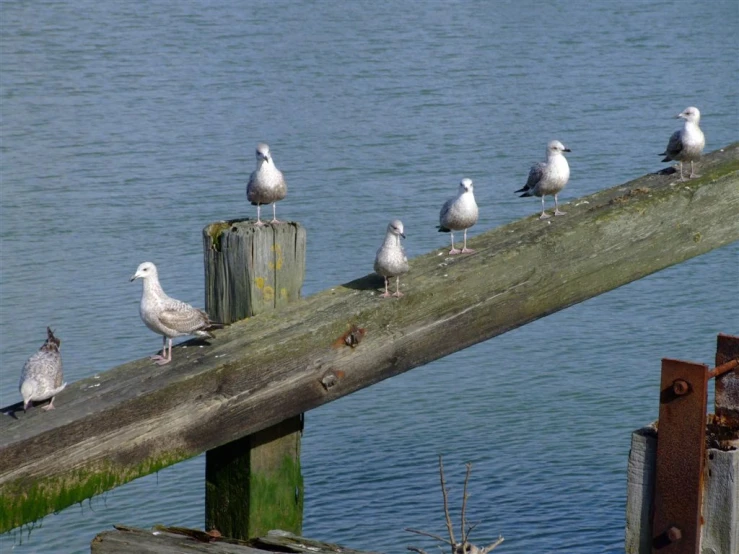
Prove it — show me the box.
[673,379,690,395]
[667,526,682,542]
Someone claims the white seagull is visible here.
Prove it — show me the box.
[374,220,409,298]
[246,142,287,226]
[661,106,705,181]
[516,140,571,220]
[438,178,479,254]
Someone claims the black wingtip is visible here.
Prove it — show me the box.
[436,226,450,233]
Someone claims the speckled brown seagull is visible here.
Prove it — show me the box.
[130,262,223,365]
[19,327,66,411]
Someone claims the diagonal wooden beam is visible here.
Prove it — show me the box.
[1,144,738,533]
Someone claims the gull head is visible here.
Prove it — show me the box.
[387,219,406,239]
[21,380,36,411]
[548,140,571,155]
[256,143,271,163]
[43,327,61,352]
[677,106,700,124]
[459,178,474,194]
[130,261,158,282]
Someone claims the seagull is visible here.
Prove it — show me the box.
[246,142,287,226]
[130,262,223,365]
[374,220,409,298]
[661,106,705,181]
[516,140,571,220]
[19,327,66,411]
[438,178,479,254]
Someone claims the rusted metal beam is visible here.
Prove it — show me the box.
[652,359,708,553]
[714,334,739,433]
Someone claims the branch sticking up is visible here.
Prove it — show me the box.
[406,456,504,554]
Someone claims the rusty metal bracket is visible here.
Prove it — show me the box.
[652,358,708,553]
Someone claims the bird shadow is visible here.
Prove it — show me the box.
[341,273,385,292]
[655,166,678,175]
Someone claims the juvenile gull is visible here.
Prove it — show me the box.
[661,106,705,181]
[438,178,478,255]
[130,262,223,365]
[374,219,409,298]
[516,140,571,220]
[19,327,66,411]
[246,142,287,226]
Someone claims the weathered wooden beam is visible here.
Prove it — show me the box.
[1,144,738,533]
[203,221,306,539]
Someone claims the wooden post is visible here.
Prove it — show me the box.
[625,425,657,553]
[203,219,306,539]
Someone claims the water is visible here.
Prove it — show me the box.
[1,0,737,552]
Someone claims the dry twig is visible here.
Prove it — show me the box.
[439,455,457,546]
[406,457,504,553]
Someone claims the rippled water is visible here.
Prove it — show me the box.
[1,1,737,552]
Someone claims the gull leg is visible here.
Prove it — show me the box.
[270,203,281,224]
[392,276,404,297]
[554,194,566,216]
[678,162,686,182]
[449,232,461,255]
[43,397,56,411]
[155,338,173,366]
[539,196,551,220]
[150,336,168,363]
[461,229,475,254]
[689,161,700,179]
[381,277,391,298]
[254,205,265,227]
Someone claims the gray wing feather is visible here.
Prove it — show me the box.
[525,162,545,189]
[516,162,544,195]
[439,197,454,225]
[158,300,210,333]
[662,130,683,160]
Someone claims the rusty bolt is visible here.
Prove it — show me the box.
[672,379,690,396]
[667,526,682,542]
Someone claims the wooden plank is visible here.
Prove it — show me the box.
[203,221,305,539]
[91,526,264,554]
[1,144,739,533]
[90,525,375,554]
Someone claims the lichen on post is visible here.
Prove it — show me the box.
[202,219,306,539]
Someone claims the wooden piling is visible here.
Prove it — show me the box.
[202,220,306,539]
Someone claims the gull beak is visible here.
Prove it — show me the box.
[564,148,572,152]
[400,232,406,239]
[23,400,31,412]
[675,113,685,119]
[130,273,138,282]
